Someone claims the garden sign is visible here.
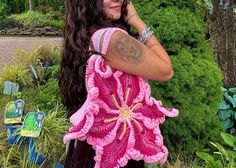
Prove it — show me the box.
[21,111,45,137]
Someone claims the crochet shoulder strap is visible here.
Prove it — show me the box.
[91,27,128,55]
[84,27,128,85]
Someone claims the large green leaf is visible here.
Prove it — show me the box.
[222,87,227,92]
[223,92,236,107]
[222,119,234,130]
[220,132,236,148]
[211,160,223,168]
[229,88,236,94]
[225,150,236,159]
[224,92,233,101]
[218,109,233,121]
[232,96,236,108]
[219,100,230,110]
[196,151,214,162]
[210,142,229,160]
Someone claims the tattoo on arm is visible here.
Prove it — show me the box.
[111,33,143,64]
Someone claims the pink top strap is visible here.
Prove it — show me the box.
[91,27,127,55]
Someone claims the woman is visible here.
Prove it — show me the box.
[59,0,178,167]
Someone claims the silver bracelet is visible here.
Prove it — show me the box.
[138,27,154,44]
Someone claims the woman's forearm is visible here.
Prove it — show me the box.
[131,18,172,66]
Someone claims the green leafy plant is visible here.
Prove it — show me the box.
[52,46,62,65]
[217,87,236,133]
[21,78,60,112]
[0,17,22,29]
[0,64,33,91]
[13,45,52,69]
[0,131,8,166]
[0,1,8,19]
[0,143,47,168]
[8,11,64,29]
[12,45,56,84]
[34,104,69,165]
[196,132,236,168]
[1,0,65,14]
[144,155,202,168]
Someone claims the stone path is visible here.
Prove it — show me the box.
[0,36,63,71]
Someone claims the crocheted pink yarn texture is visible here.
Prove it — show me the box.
[63,27,179,168]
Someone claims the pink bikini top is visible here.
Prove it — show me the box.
[63,27,179,168]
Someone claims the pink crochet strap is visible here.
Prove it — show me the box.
[91,27,127,55]
[101,28,127,55]
[92,28,108,52]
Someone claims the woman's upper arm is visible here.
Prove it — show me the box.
[100,30,173,81]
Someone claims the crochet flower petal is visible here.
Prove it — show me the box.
[117,73,146,106]
[94,121,134,168]
[128,120,168,164]
[94,56,113,78]
[132,101,165,129]
[63,111,94,144]
[92,100,121,115]
[144,83,179,119]
[90,66,122,110]
[87,107,120,146]
[153,99,179,118]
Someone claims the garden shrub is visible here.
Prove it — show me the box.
[133,0,224,159]
[51,46,62,65]
[34,106,69,165]
[21,78,60,112]
[0,18,22,29]
[0,49,39,91]
[150,48,223,158]
[0,143,48,168]
[12,46,51,69]
[2,0,64,14]
[12,45,56,84]
[0,64,33,92]
[0,94,16,116]
[0,132,7,157]
[8,11,64,29]
[32,1,64,13]
[0,1,8,19]
[134,0,206,16]
[12,48,38,68]
[44,65,60,81]
[145,6,206,55]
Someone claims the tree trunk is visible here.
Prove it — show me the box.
[29,0,33,11]
[207,0,236,88]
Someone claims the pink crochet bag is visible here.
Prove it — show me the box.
[63,27,179,168]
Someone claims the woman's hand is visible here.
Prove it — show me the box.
[125,1,141,27]
[125,1,147,34]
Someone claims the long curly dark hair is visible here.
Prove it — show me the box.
[59,0,130,118]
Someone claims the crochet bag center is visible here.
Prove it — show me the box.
[63,27,179,168]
